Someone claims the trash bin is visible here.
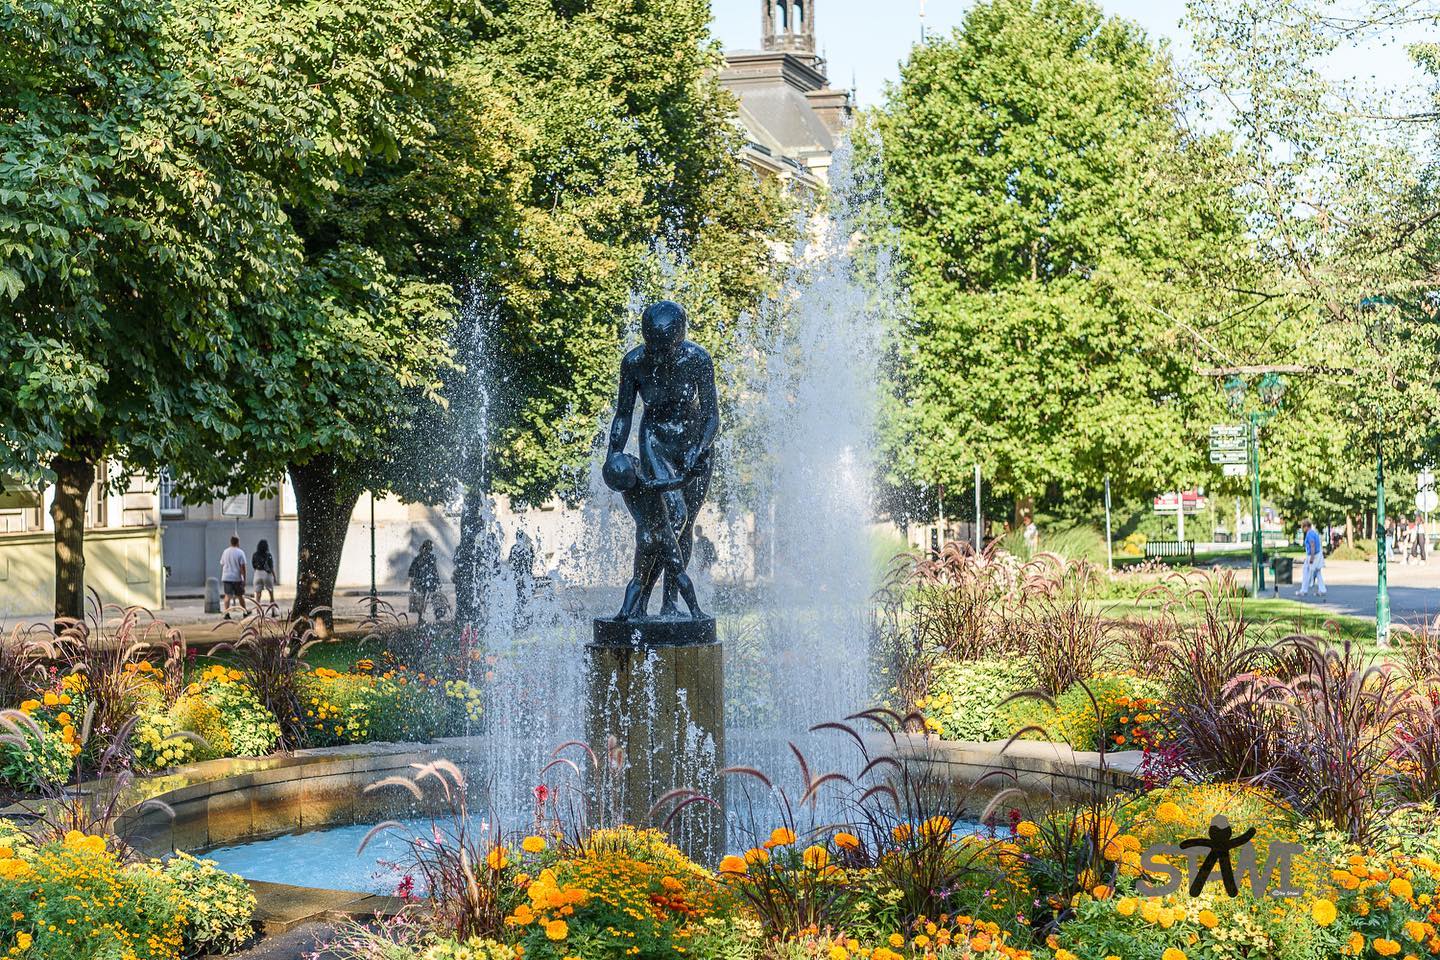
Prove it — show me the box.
[1271,556,1294,585]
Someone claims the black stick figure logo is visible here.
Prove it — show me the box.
[1179,815,1256,896]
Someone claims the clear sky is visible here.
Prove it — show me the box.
[709,0,1436,109]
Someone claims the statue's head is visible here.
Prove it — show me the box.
[641,300,687,356]
[603,451,639,492]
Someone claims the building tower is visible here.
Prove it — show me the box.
[762,0,816,56]
[722,0,850,185]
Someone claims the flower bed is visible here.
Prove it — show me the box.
[312,784,1440,960]
[0,822,255,960]
[0,613,485,794]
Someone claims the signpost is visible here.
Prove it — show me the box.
[220,493,252,540]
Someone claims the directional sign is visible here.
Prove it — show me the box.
[1222,463,1248,478]
[1209,436,1247,452]
[1210,450,1248,464]
[1210,424,1245,439]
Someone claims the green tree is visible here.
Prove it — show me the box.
[869,0,1247,519]
[258,0,786,622]
[1186,0,1440,500]
[0,0,457,617]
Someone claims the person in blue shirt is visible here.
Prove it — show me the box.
[1298,519,1327,598]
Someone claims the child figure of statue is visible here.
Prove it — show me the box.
[602,451,705,621]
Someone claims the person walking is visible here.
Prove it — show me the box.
[693,524,718,575]
[408,540,441,625]
[1022,514,1039,553]
[1298,519,1327,599]
[219,536,248,619]
[251,539,277,604]
[1415,515,1429,564]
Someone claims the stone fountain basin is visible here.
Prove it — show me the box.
[0,735,1145,932]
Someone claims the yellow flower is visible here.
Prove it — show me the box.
[521,835,546,854]
[920,815,952,839]
[1311,898,1337,926]
[718,855,747,875]
[833,831,860,850]
[1055,951,1079,960]
[1346,932,1365,955]
[802,845,830,870]
[544,919,568,941]
[888,933,905,947]
[16,931,32,951]
[1116,897,1138,917]
[1155,801,1183,823]
[892,823,912,843]
[1198,909,1219,929]
[1390,878,1415,899]
[1404,920,1427,942]
[1016,820,1039,839]
[17,700,38,713]
[1162,949,1186,960]
[487,847,510,871]
[744,847,770,866]
[43,692,59,706]
[828,946,849,960]
[1375,938,1402,957]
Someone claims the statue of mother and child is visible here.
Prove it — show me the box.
[602,300,717,625]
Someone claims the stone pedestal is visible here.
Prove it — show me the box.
[586,624,724,865]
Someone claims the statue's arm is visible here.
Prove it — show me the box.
[609,356,638,455]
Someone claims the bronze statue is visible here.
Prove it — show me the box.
[603,451,704,621]
[605,300,718,620]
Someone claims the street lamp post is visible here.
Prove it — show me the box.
[1227,373,1286,597]
[1377,443,1390,647]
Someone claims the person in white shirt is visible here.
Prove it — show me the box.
[219,536,248,620]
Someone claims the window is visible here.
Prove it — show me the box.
[158,470,184,516]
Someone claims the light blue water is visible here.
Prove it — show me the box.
[204,820,443,895]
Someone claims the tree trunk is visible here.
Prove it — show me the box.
[287,455,360,635]
[1345,514,1353,548]
[50,454,96,621]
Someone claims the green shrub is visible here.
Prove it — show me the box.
[0,705,74,790]
[130,710,197,772]
[161,852,257,955]
[922,658,1035,741]
[1000,673,1168,751]
[207,679,282,756]
[1000,522,1107,564]
[1328,537,1375,561]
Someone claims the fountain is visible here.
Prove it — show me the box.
[585,299,727,862]
[199,143,894,888]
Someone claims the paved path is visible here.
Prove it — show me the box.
[1269,558,1440,628]
[0,591,419,649]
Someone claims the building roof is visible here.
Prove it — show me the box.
[719,49,850,185]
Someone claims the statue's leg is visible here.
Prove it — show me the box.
[664,454,713,609]
[621,545,660,620]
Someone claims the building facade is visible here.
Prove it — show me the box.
[0,466,165,616]
[720,0,853,186]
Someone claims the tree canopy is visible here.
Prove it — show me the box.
[869,0,1248,514]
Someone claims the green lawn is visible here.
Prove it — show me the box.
[1098,595,1377,646]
